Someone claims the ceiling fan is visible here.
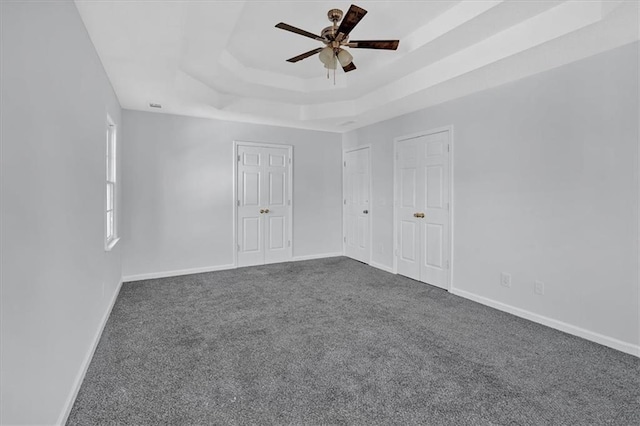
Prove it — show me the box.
[275,4,399,75]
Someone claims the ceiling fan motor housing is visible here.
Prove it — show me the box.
[327,9,343,23]
[321,26,349,43]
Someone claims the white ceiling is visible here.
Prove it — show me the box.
[75,0,639,133]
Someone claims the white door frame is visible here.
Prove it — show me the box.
[342,144,373,264]
[233,140,294,267]
[392,126,454,290]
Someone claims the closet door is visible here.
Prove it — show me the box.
[237,144,292,267]
[237,146,266,267]
[396,131,450,289]
[396,138,422,281]
[344,147,371,264]
[263,147,290,264]
[420,131,449,288]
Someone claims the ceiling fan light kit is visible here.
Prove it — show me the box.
[275,4,399,82]
[319,46,337,68]
[337,49,353,67]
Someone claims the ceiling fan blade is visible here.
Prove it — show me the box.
[347,40,400,50]
[342,62,357,73]
[286,48,323,63]
[335,4,368,42]
[275,23,324,41]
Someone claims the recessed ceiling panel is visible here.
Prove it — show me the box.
[73,0,639,132]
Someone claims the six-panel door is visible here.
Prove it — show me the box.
[396,131,450,289]
[344,147,371,263]
[237,145,291,267]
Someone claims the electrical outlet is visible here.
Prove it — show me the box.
[500,272,512,288]
[534,280,545,295]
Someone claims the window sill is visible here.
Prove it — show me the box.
[105,237,120,252]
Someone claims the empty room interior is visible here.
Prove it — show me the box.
[2,0,640,424]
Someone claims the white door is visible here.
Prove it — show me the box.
[237,144,292,267]
[396,137,421,281]
[396,130,450,289]
[344,147,370,263]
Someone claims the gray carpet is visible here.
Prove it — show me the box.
[68,257,639,425]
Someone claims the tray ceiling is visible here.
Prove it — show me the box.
[74,0,639,132]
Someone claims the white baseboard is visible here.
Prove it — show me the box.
[57,279,123,425]
[369,261,394,274]
[122,254,346,283]
[292,252,343,262]
[122,263,236,282]
[450,287,640,358]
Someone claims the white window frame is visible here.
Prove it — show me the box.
[105,115,119,250]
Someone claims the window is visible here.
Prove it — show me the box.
[105,116,119,250]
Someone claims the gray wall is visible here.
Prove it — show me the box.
[344,42,639,350]
[121,111,343,277]
[1,1,123,424]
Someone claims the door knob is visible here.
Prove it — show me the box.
[260,209,265,214]
[363,210,369,214]
[264,208,270,214]
[413,212,425,218]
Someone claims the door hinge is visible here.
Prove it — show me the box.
[344,236,346,243]
[288,240,291,247]
[447,144,450,152]
[288,200,291,206]
[446,260,450,269]
[343,161,347,167]
[446,202,449,210]
[237,244,240,251]
[344,199,347,205]
[237,154,241,162]
[237,200,240,207]
[289,158,292,165]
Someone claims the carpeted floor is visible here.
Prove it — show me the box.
[68,257,639,425]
